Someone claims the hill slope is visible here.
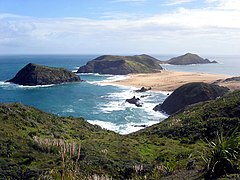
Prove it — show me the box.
[7,63,81,86]
[154,82,229,115]
[77,54,163,75]
[1,91,240,179]
[0,103,146,179]
[164,53,217,65]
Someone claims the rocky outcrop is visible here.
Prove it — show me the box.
[223,76,240,82]
[7,63,81,86]
[126,96,143,107]
[135,87,151,93]
[153,82,229,115]
[77,54,163,75]
[165,53,217,65]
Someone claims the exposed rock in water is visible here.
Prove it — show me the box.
[7,63,81,86]
[140,95,151,98]
[126,96,143,107]
[164,53,217,65]
[153,82,229,115]
[133,124,147,128]
[223,76,240,82]
[153,104,162,112]
[135,87,151,93]
[77,54,163,75]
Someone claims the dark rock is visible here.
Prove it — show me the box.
[140,95,151,98]
[77,54,163,75]
[165,53,217,65]
[135,87,151,93]
[7,63,81,86]
[153,82,229,115]
[153,104,162,111]
[186,160,196,170]
[133,124,147,128]
[126,96,143,107]
[223,76,240,82]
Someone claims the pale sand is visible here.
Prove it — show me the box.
[105,70,234,91]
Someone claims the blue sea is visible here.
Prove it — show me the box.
[0,55,239,134]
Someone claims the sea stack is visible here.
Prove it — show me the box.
[7,63,81,86]
[166,53,217,65]
[77,54,163,75]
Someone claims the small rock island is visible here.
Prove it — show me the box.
[77,54,163,75]
[163,53,217,65]
[7,63,81,86]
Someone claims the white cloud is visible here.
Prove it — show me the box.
[205,0,240,10]
[218,0,240,10]
[0,0,240,54]
[165,0,194,6]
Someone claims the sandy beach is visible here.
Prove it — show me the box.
[106,70,233,91]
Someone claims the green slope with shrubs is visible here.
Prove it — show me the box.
[1,91,240,179]
[77,54,163,75]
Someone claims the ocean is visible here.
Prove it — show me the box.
[0,55,239,134]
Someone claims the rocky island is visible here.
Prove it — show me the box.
[162,53,217,65]
[153,82,229,115]
[77,54,163,75]
[7,63,81,86]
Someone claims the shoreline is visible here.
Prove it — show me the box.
[102,70,233,92]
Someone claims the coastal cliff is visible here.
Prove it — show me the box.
[7,63,81,86]
[163,53,217,65]
[77,54,163,75]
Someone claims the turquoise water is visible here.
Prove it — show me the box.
[0,55,168,134]
[0,55,239,134]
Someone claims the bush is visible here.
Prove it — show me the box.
[202,130,240,179]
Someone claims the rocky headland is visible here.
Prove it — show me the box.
[77,54,163,75]
[153,82,229,115]
[162,53,217,65]
[7,63,81,86]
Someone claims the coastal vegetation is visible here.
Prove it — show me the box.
[77,54,163,75]
[1,89,240,179]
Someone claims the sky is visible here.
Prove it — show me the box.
[0,0,240,55]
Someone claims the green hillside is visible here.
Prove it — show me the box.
[77,54,163,75]
[1,91,240,179]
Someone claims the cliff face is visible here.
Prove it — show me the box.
[7,63,81,86]
[166,53,217,65]
[77,54,163,75]
[154,82,229,115]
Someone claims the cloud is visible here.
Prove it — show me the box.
[205,0,240,10]
[218,0,240,10]
[165,0,194,6]
[0,0,240,54]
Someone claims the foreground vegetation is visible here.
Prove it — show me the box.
[1,90,240,179]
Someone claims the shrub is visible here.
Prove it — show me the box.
[202,130,240,179]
